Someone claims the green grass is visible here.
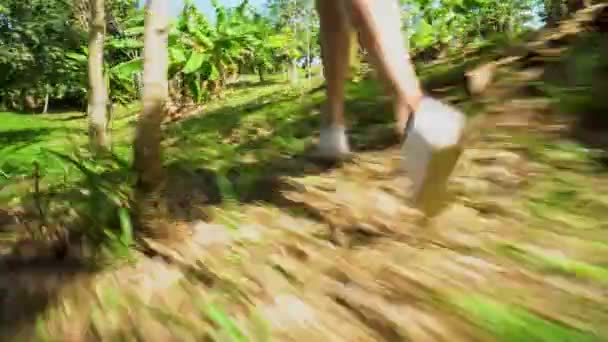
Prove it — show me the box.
[494,131,608,231]
[449,294,599,342]
[164,77,325,172]
[497,243,608,285]
[510,133,605,169]
[524,171,608,230]
[0,74,326,203]
[0,102,139,188]
[0,111,84,177]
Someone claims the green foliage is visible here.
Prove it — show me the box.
[265,0,319,77]
[0,0,539,110]
[535,33,608,121]
[0,0,141,111]
[95,0,310,104]
[0,0,85,110]
[0,0,310,109]
[45,149,135,254]
[404,0,539,53]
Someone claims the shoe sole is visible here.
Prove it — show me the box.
[405,144,463,217]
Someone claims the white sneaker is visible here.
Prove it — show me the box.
[311,125,353,161]
[401,97,466,216]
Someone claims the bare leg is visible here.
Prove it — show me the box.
[349,0,424,139]
[315,0,352,158]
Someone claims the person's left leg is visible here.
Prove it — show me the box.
[314,0,352,159]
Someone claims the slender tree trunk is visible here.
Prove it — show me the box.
[545,0,563,26]
[306,20,312,84]
[288,59,299,85]
[42,91,49,114]
[289,0,299,86]
[134,0,169,190]
[88,0,110,151]
[258,65,265,83]
[567,0,589,15]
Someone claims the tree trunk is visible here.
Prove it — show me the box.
[545,0,563,27]
[24,94,39,112]
[134,71,144,97]
[134,0,169,190]
[87,0,110,152]
[306,22,312,83]
[288,59,299,85]
[258,66,265,83]
[567,0,589,15]
[42,91,49,114]
[218,62,227,90]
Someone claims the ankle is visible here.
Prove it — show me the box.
[318,124,350,155]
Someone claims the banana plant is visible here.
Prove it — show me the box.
[65,46,141,105]
[68,0,301,106]
[208,0,258,86]
[166,0,260,101]
[247,14,292,82]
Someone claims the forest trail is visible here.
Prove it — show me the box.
[2,4,608,341]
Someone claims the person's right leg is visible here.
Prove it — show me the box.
[348,0,424,140]
[349,0,466,216]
